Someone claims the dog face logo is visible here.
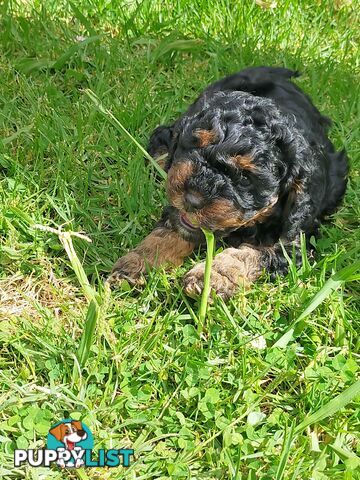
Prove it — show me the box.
[47,419,93,468]
[49,420,87,450]
[15,418,134,469]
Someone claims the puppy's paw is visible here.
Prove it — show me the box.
[183,247,261,301]
[183,258,238,301]
[183,264,238,300]
[183,263,205,298]
[106,252,146,287]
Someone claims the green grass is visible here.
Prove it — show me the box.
[0,1,359,478]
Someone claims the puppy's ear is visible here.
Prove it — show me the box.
[72,420,83,431]
[147,125,175,173]
[281,175,321,241]
[282,176,304,217]
[270,121,318,240]
[49,423,66,442]
[270,119,308,192]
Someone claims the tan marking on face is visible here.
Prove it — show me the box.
[186,196,278,231]
[230,154,257,171]
[167,161,195,209]
[197,199,243,229]
[283,179,303,217]
[242,197,278,226]
[292,178,304,194]
[194,129,218,147]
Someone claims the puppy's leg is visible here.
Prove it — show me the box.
[108,226,195,286]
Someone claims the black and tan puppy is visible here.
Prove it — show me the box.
[108,66,348,299]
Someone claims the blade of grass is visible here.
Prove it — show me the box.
[297,261,360,322]
[52,35,103,70]
[275,422,295,480]
[75,468,90,480]
[273,261,360,348]
[294,380,360,434]
[328,444,360,468]
[33,224,99,304]
[274,381,360,473]
[34,224,102,373]
[77,300,99,367]
[84,89,167,180]
[198,229,215,331]
[68,1,97,36]
[151,35,203,62]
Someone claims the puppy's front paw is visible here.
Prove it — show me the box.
[183,247,263,300]
[106,252,146,287]
[183,259,238,301]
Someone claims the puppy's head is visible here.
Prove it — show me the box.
[49,421,87,447]
[166,91,298,238]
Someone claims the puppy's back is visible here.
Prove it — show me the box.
[204,66,331,147]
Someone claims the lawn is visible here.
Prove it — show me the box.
[0,1,359,479]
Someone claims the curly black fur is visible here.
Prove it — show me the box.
[149,66,349,276]
[109,66,349,294]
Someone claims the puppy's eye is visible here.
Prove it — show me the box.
[238,174,251,187]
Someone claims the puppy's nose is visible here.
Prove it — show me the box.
[183,191,205,212]
[77,429,86,437]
